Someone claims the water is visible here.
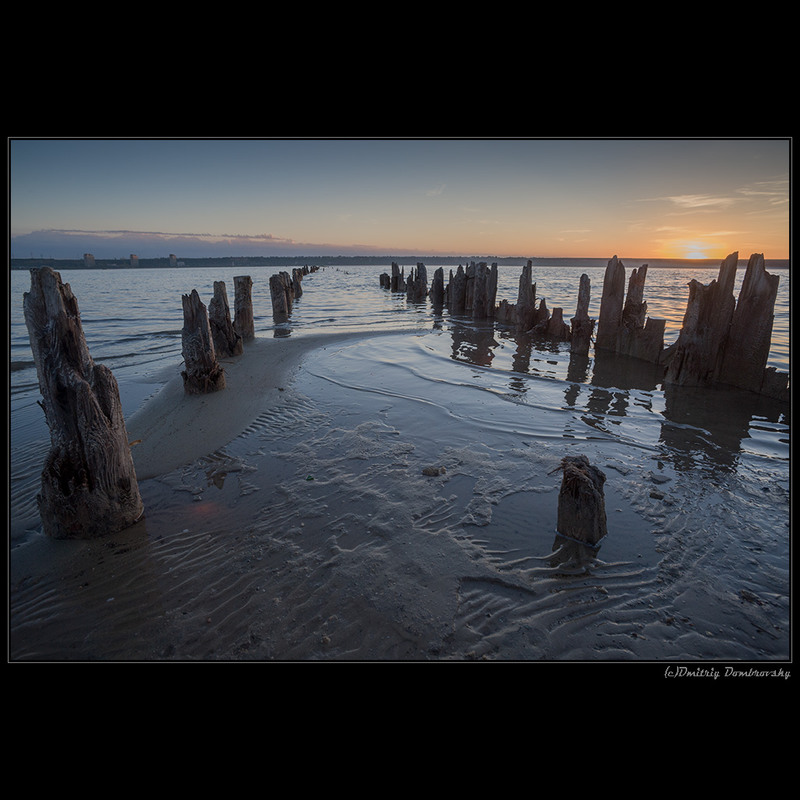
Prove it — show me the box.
[8,262,791,661]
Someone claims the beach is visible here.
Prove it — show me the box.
[8,264,791,662]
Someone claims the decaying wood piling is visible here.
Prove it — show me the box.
[494,259,538,330]
[596,257,665,363]
[569,273,594,356]
[209,280,243,358]
[181,289,226,394]
[233,275,255,341]
[717,253,781,394]
[406,262,428,303]
[391,262,405,292]
[551,455,607,569]
[374,252,786,400]
[292,268,304,298]
[23,267,144,539]
[430,267,445,308]
[448,265,467,315]
[471,262,498,319]
[664,251,788,400]
[270,271,295,320]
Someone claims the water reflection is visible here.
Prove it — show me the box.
[660,383,789,474]
[439,317,788,477]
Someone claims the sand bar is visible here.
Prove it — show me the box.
[125,330,400,480]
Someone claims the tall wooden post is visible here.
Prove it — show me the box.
[233,275,255,341]
[23,268,144,539]
[181,289,226,394]
[209,280,243,358]
[570,273,594,356]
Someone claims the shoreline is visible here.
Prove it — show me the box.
[125,328,409,480]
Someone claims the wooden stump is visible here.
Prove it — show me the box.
[570,273,594,355]
[209,280,243,358]
[181,289,226,394]
[292,268,304,298]
[718,253,780,393]
[23,267,144,539]
[551,455,607,570]
[595,255,626,352]
[406,262,428,303]
[665,251,738,387]
[448,265,467,315]
[270,272,294,320]
[390,262,405,292]
[471,262,498,319]
[233,275,255,341]
[516,260,537,330]
[430,267,445,308]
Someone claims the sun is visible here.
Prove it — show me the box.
[678,240,713,259]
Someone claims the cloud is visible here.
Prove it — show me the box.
[10,228,345,259]
[662,194,737,210]
[425,184,446,197]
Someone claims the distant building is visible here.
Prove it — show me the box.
[169,254,178,267]
[130,254,139,267]
[84,253,95,268]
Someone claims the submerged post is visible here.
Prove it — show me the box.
[233,275,255,341]
[23,267,144,539]
[551,455,608,570]
[181,289,226,394]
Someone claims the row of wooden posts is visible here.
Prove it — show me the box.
[21,265,319,539]
[380,252,789,402]
[181,266,319,394]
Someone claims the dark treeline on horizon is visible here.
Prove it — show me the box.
[9,254,790,270]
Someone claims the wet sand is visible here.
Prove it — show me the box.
[9,331,790,663]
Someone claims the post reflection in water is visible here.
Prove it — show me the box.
[440,319,788,477]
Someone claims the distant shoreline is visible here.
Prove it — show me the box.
[8,255,790,270]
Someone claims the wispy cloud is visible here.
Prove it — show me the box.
[425,184,446,197]
[662,194,737,210]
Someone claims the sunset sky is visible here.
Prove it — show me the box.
[9,137,791,261]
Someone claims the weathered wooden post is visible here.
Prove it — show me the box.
[406,262,428,303]
[570,273,594,356]
[718,252,779,393]
[23,267,144,539]
[181,289,226,394]
[430,267,445,308]
[492,260,536,329]
[516,259,537,330]
[544,307,570,339]
[292,268,304,298]
[664,251,738,387]
[471,262,498,319]
[269,271,294,320]
[448,265,467,315]
[551,455,608,570]
[595,255,626,352]
[209,280,243,358]
[233,275,255,341]
[390,262,405,292]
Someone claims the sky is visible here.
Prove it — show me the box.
[8,137,791,261]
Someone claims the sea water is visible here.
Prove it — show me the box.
[8,262,791,660]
